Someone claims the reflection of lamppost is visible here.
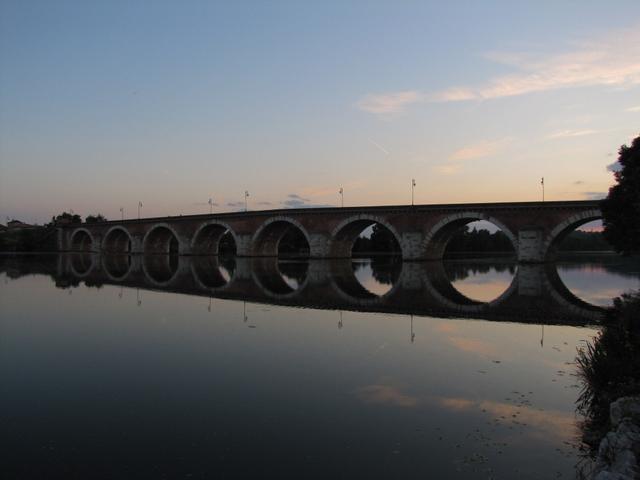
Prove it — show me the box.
[243,301,248,322]
[208,295,212,312]
[338,311,343,329]
[137,288,141,306]
[244,191,250,212]
[541,325,544,347]
[410,314,415,343]
[339,187,344,208]
[119,286,123,299]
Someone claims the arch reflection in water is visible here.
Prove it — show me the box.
[54,254,616,324]
[350,258,402,297]
[191,256,236,290]
[103,254,133,281]
[252,258,309,297]
[445,261,518,303]
[555,255,640,307]
[143,254,180,286]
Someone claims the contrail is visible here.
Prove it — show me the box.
[368,138,390,155]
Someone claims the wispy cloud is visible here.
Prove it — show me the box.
[354,384,419,408]
[626,105,640,112]
[357,26,640,114]
[449,138,509,161]
[547,129,600,139]
[573,180,585,185]
[357,90,423,114]
[226,201,244,207]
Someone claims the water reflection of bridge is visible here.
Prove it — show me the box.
[51,254,605,325]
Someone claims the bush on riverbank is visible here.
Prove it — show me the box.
[577,291,640,453]
[0,227,58,252]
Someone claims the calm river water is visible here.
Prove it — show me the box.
[1,254,639,479]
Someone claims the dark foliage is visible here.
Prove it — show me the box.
[557,230,612,252]
[0,226,58,252]
[353,224,401,255]
[445,227,514,255]
[50,211,82,225]
[576,291,640,454]
[85,214,107,223]
[601,134,640,255]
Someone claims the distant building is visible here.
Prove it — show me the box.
[7,220,35,230]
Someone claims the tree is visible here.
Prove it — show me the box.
[51,212,81,225]
[601,134,640,255]
[85,214,107,223]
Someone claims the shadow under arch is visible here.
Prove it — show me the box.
[330,215,403,258]
[143,254,180,287]
[330,259,403,306]
[191,221,238,255]
[103,226,133,254]
[251,258,310,299]
[423,261,519,314]
[252,217,311,257]
[422,212,518,260]
[102,255,133,281]
[191,256,236,291]
[70,228,95,252]
[143,224,180,255]
[543,208,603,261]
[68,253,96,278]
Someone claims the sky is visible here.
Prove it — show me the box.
[1,0,639,224]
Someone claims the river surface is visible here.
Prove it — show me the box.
[1,254,639,479]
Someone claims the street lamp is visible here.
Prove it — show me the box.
[208,198,214,214]
[541,177,545,202]
[411,179,416,206]
[138,201,143,219]
[120,207,124,221]
[339,187,344,208]
[244,191,250,212]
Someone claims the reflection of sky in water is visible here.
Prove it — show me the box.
[281,273,300,290]
[353,261,393,296]
[450,266,516,303]
[219,266,231,282]
[0,265,601,479]
[557,261,640,307]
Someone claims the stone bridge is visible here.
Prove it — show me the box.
[59,200,602,262]
[54,254,603,325]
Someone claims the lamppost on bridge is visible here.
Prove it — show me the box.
[120,207,124,221]
[244,191,250,212]
[138,201,143,220]
[208,198,214,214]
[411,179,416,206]
[339,187,344,208]
[541,177,545,202]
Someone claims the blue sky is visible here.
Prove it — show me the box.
[1,1,639,223]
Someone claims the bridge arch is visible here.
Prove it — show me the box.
[191,221,237,255]
[70,228,94,252]
[422,212,518,260]
[103,226,133,254]
[143,223,180,255]
[252,216,311,257]
[543,208,603,261]
[330,215,403,258]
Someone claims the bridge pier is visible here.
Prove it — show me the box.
[518,228,545,263]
